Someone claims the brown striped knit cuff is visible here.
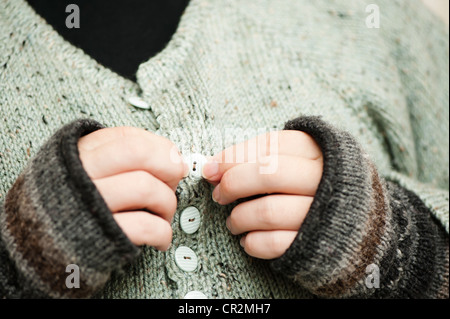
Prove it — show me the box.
[0,119,140,298]
[271,116,449,298]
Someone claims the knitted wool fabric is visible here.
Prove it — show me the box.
[0,0,448,298]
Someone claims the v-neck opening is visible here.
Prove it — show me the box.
[6,0,210,99]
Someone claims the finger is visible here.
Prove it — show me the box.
[79,134,188,190]
[94,170,177,222]
[203,130,322,182]
[212,155,322,205]
[227,195,313,235]
[113,211,173,250]
[78,126,149,151]
[240,230,298,259]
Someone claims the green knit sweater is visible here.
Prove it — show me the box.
[0,0,448,298]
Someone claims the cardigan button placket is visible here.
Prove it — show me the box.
[179,206,201,234]
[174,246,198,272]
[175,153,209,297]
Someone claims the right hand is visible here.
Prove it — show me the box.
[77,126,188,251]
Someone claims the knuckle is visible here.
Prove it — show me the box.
[260,167,277,187]
[155,221,173,249]
[115,126,147,141]
[244,233,257,254]
[258,197,276,228]
[268,232,283,255]
[148,184,177,219]
[163,191,178,216]
[139,216,172,247]
[136,214,154,239]
[156,220,173,241]
[228,209,241,233]
[122,136,146,158]
[134,172,155,200]
[156,139,184,181]
[117,126,150,137]
[165,156,185,187]
[115,126,131,139]
[117,126,133,137]
[220,170,235,195]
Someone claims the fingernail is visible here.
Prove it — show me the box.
[202,160,219,180]
[240,236,245,247]
[212,184,220,203]
[226,217,231,231]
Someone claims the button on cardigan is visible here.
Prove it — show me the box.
[0,0,448,298]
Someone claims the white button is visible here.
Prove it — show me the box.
[180,207,201,234]
[184,153,207,180]
[175,246,198,272]
[184,291,207,299]
[127,96,150,109]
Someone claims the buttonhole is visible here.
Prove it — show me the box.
[183,256,191,260]
[192,161,197,171]
[188,218,195,222]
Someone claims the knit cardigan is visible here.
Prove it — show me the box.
[0,0,448,298]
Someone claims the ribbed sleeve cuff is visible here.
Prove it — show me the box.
[0,119,139,298]
[271,116,392,297]
[271,116,449,298]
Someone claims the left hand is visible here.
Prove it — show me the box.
[202,130,323,259]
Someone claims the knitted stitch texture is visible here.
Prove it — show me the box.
[0,120,139,298]
[0,0,449,298]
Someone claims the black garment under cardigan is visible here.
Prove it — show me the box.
[26,0,190,81]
